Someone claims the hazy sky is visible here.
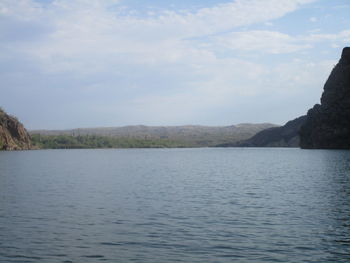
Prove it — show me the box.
[1,0,350,129]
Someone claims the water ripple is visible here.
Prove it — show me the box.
[0,148,350,262]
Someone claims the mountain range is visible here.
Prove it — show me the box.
[1,47,349,150]
[30,123,277,147]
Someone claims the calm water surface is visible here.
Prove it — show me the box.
[0,148,350,262]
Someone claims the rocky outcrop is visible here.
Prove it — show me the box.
[218,116,306,147]
[0,108,32,150]
[300,47,350,149]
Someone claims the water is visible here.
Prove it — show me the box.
[0,148,350,262]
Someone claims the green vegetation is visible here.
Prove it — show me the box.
[31,134,193,149]
[30,123,278,148]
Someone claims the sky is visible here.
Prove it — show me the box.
[0,0,350,129]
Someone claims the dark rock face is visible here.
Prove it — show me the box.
[0,108,32,150]
[300,47,350,149]
[219,116,306,147]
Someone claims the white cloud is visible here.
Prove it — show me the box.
[306,30,350,42]
[4,0,348,128]
[0,0,315,75]
[332,4,350,9]
[301,30,350,55]
[111,57,335,125]
[213,30,312,54]
[309,17,317,22]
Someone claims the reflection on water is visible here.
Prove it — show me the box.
[0,148,350,262]
[316,150,350,262]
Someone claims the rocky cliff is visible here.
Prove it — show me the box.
[218,116,306,147]
[300,47,350,149]
[0,108,32,150]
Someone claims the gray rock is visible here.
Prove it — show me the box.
[300,47,350,149]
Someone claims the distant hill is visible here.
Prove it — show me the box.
[30,123,278,147]
[0,108,32,150]
[218,116,306,147]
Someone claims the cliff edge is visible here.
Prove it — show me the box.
[0,108,32,150]
[300,47,350,149]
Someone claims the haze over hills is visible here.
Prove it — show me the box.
[30,123,277,147]
[4,47,350,150]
